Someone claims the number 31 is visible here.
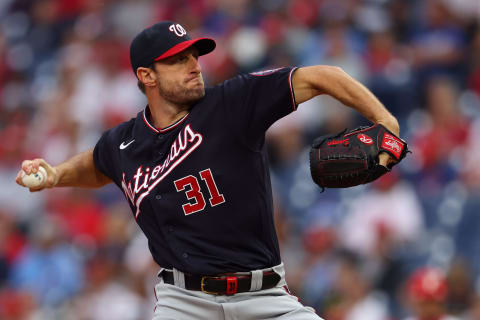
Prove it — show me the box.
[174,169,225,215]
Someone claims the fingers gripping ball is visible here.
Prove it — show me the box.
[309,124,409,190]
[22,167,47,188]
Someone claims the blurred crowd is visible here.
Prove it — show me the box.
[0,0,479,319]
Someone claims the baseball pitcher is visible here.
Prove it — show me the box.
[16,21,402,319]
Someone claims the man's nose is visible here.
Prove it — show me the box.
[190,55,201,73]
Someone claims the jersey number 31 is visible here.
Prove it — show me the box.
[174,169,225,215]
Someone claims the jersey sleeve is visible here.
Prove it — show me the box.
[221,67,298,146]
[93,129,118,184]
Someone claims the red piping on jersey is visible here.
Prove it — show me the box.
[143,109,189,133]
[143,110,159,133]
[288,68,298,111]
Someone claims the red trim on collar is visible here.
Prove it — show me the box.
[143,109,159,133]
[142,109,189,134]
[158,113,189,133]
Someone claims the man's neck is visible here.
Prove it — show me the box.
[147,97,190,130]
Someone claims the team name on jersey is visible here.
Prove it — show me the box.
[121,124,203,218]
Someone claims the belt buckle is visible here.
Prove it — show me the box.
[200,276,219,295]
[200,275,239,295]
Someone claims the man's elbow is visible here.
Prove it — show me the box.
[93,169,112,188]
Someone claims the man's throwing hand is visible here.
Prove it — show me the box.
[16,159,58,192]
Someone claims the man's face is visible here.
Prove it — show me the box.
[152,47,205,106]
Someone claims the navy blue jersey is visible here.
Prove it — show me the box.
[93,67,298,275]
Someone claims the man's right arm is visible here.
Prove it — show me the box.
[16,149,112,192]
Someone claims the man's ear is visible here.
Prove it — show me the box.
[136,67,157,89]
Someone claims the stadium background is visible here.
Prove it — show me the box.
[0,0,479,319]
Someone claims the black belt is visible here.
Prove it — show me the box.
[161,270,281,295]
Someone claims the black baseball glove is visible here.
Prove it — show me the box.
[309,124,409,190]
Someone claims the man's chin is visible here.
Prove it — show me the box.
[191,87,205,99]
[182,88,205,105]
[160,85,205,106]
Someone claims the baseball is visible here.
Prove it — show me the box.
[22,166,47,188]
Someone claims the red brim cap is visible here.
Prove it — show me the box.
[154,37,216,61]
[407,268,448,302]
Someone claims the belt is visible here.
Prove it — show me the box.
[161,270,281,295]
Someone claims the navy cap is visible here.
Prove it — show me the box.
[130,21,216,76]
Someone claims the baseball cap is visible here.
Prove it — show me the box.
[129,21,216,76]
[407,268,448,302]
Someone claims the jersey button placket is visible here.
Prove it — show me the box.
[156,135,165,158]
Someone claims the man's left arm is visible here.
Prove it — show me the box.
[292,65,400,166]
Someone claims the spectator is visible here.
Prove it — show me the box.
[411,76,470,191]
[340,173,424,259]
[72,253,145,320]
[410,0,467,90]
[322,250,390,320]
[9,215,85,306]
[404,267,459,320]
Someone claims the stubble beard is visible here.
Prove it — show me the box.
[158,77,205,107]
